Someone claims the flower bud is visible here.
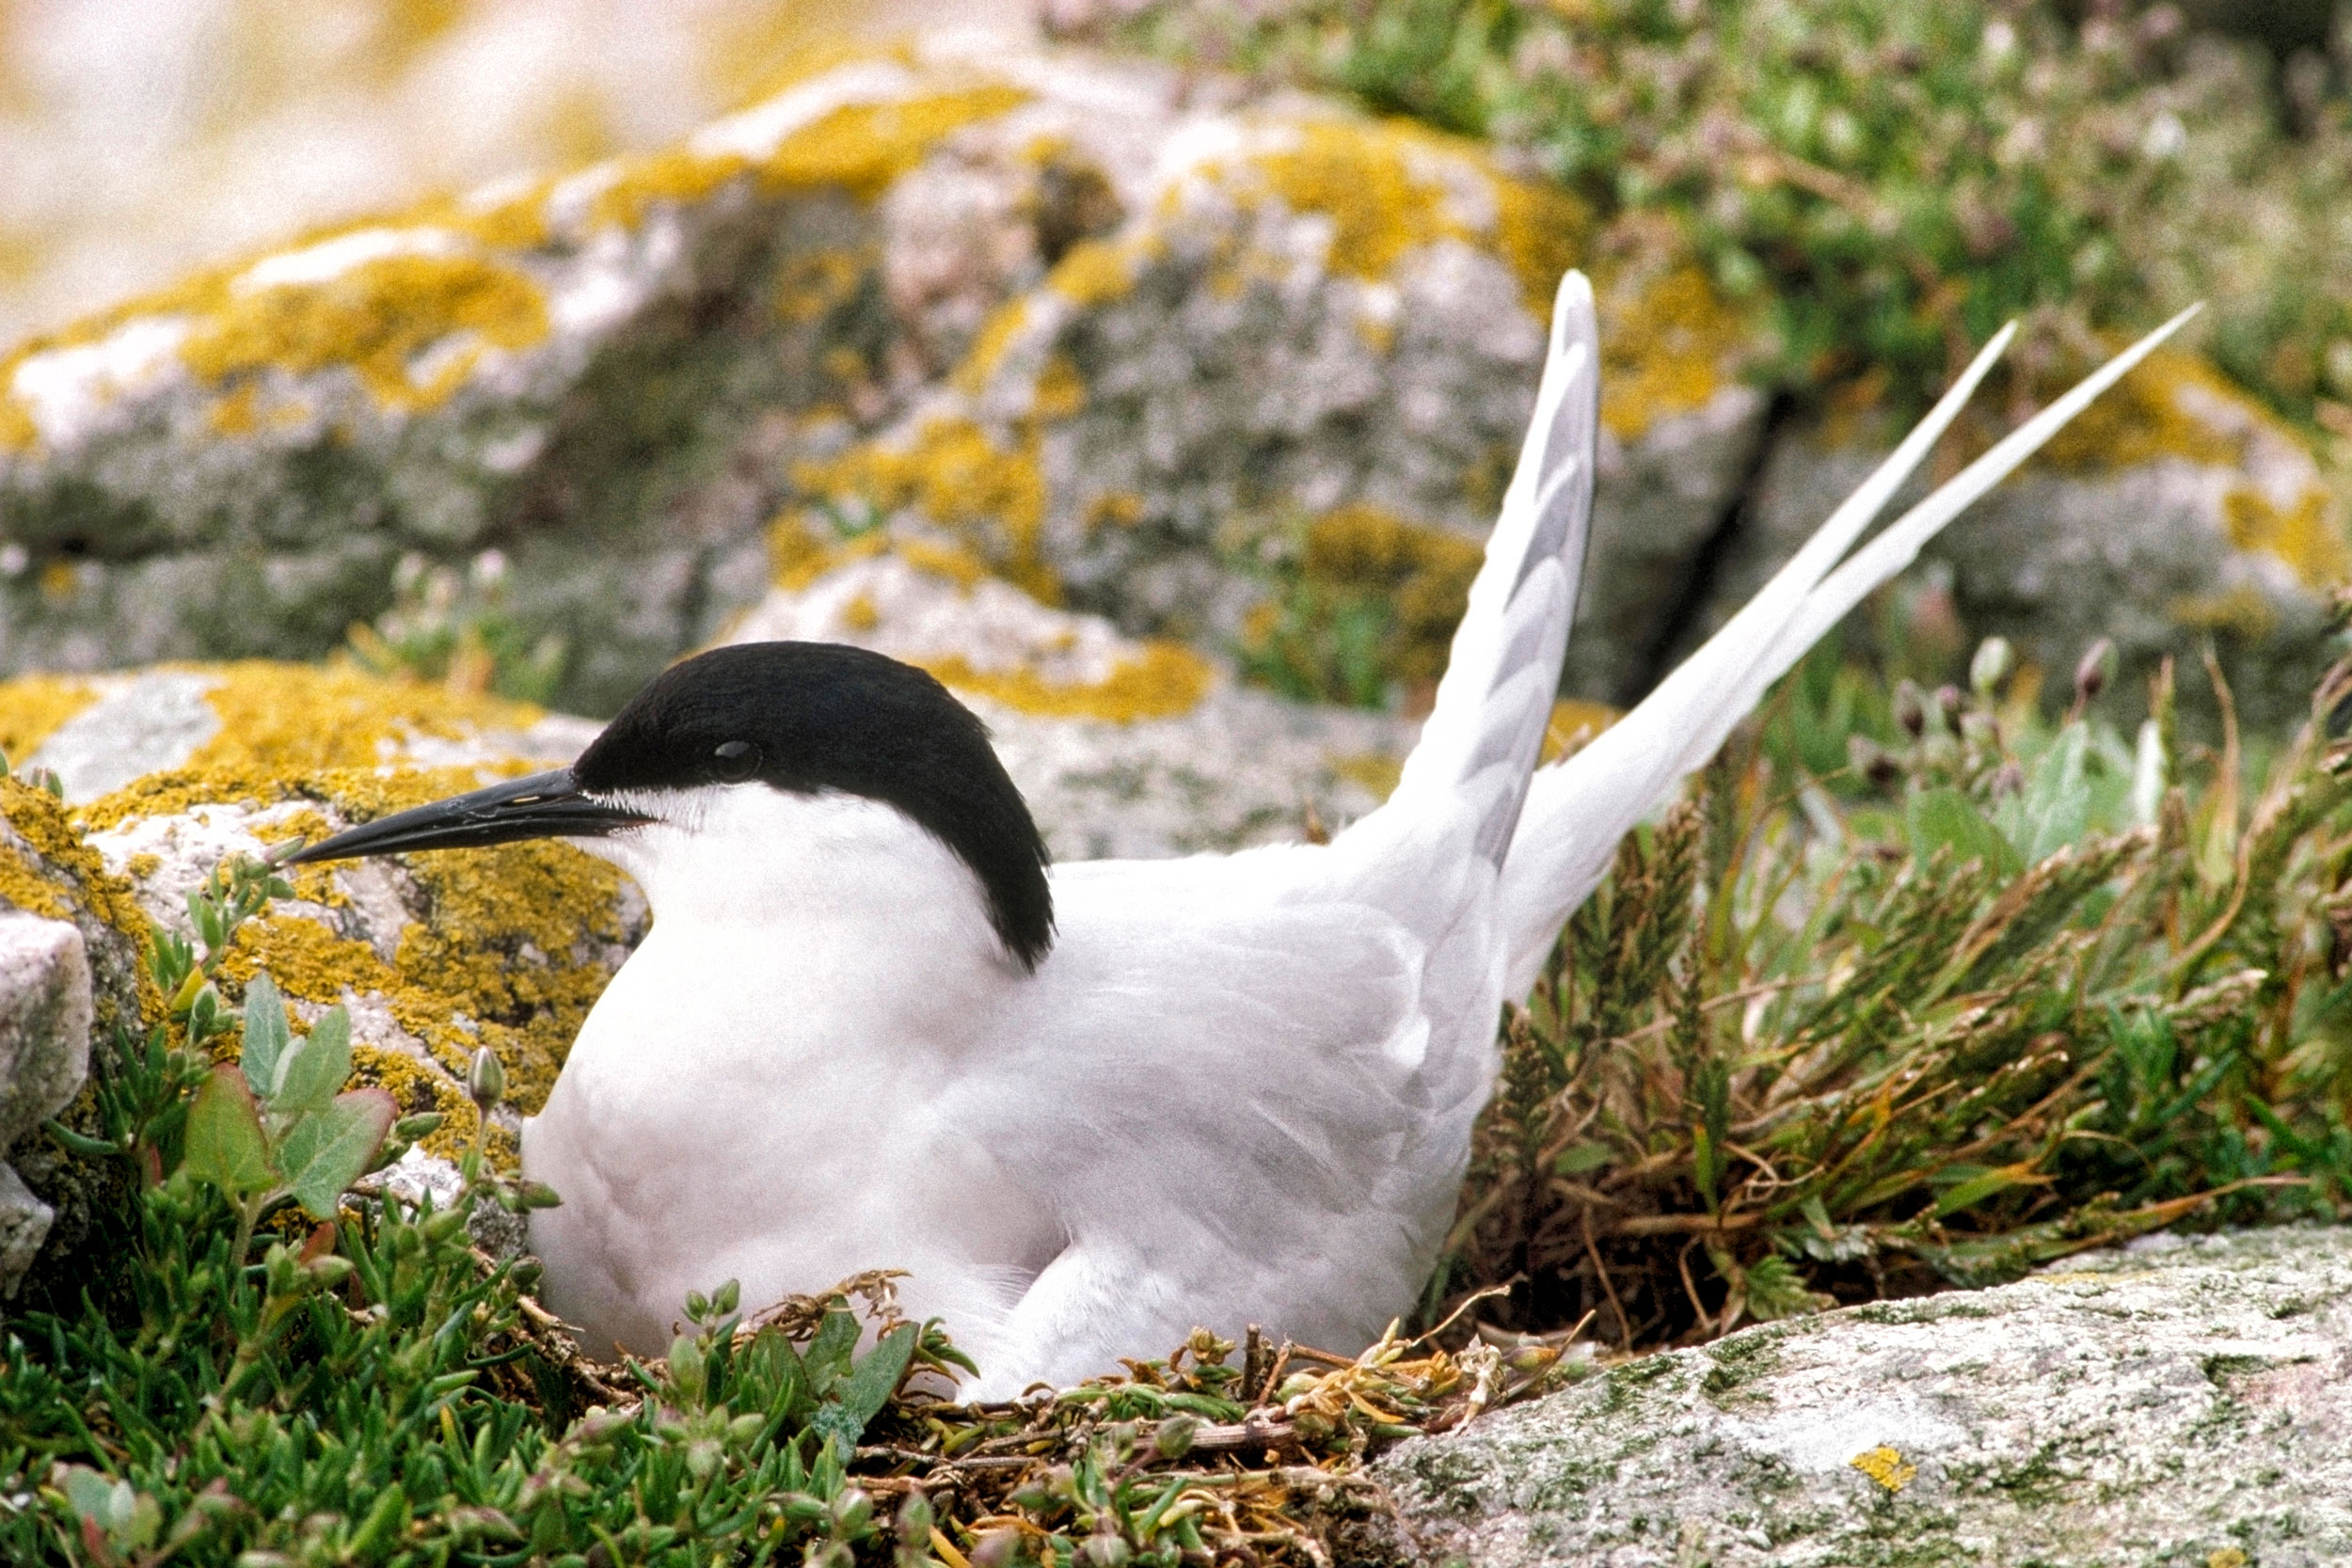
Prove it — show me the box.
[467,1047,505,1113]
[1893,679,1927,739]
[2074,638,2115,705]
[1969,636,2015,697]
[830,1487,874,1535]
[1152,1414,1200,1461]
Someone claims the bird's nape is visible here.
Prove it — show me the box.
[278,768,653,864]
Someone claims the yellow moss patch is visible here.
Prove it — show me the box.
[1494,178,1593,322]
[0,776,156,1027]
[760,86,1033,202]
[181,252,551,412]
[777,246,872,325]
[1046,237,1144,309]
[2223,484,2350,589]
[89,762,636,1131]
[0,845,69,919]
[1599,267,1739,440]
[1542,698,1618,764]
[918,641,1216,722]
[794,416,1057,602]
[0,673,99,765]
[2169,584,2279,640]
[770,512,889,591]
[186,661,541,775]
[215,913,399,1006]
[1299,504,1486,685]
[2034,348,2246,473]
[1849,1445,1916,1494]
[1238,117,1591,321]
[1330,752,1404,801]
[353,1040,485,1162]
[958,300,1032,392]
[898,538,993,591]
[1085,491,1146,532]
[589,146,753,233]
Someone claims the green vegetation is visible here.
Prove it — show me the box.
[1088,0,2352,431]
[344,551,568,705]
[1443,618,2352,1344]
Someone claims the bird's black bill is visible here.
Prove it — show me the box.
[278,768,652,865]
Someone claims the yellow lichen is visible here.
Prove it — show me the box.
[841,593,882,632]
[793,416,1057,602]
[87,761,637,1129]
[761,86,1032,201]
[1542,697,1618,764]
[1299,504,1486,685]
[0,845,69,920]
[1599,267,1740,439]
[2033,348,2247,473]
[1249,120,1451,285]
[958,300,1032,392]
[898,538,992,591]
[777,246,872,325]
[1046,237,1143,309]
[186,661,541,775]
[180,252,551,412]
[1033,355,1087,422]
[589,146,753,233]
[1849,1445,1916,1494]
[769,513,889,592]
[1330,752,1404,801]
[0,673,99,764]
[918,641,1215,722]
[2222,484,2350,589]
[1084,491,1146,532]
[2169,584,2280,641]
[1493,176,1593,321]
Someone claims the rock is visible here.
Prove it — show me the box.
[1722,350,2345,728]
[723,549,1416,857]
[0,912,90,1293]
[1378,1226,2352,1567]
[0,40,1760,717]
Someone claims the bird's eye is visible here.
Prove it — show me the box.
[712,740,760,783]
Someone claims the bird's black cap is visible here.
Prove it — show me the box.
[286,641,1056,971]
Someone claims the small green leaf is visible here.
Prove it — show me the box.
[276,1088,396,1219]
[239,975,292,1099]
[1933,1162,2044,1217]
[810,1323,916,1458]
[183,1066,273,1198]
[1551,1141,1613,1177]
[803,1306,862,1394]
[1906,786,2019,878]
[273,1006,353,1114]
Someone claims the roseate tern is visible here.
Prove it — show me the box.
[288,275,2195,1396]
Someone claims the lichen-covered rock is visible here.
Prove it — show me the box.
[1378,1226,2352,1567]
[723,548,1415,856]
[0,911,90,1292]
[0,663,649,1291]
[0,40,1760,716]
[1724,350,2345,727]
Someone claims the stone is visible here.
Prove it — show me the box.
[1377,1226,2352,1567]
[1718,351,2345,729]
[0,911,91,1294]
[723,551,1417,857]
[0,40,1760,719]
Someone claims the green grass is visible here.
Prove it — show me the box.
[1085,0,2352,432]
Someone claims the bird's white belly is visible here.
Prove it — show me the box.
[520,919,1058,1361]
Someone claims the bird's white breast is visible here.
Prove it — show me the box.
[520,786,1060,1359]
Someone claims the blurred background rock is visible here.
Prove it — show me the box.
[0,0,1037,349]
[2,0,2350,745]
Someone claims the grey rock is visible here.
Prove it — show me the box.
[0,42,1762,719]
[1720,386,2342,727]
[26,669,224,799]
[0,911,92,1294]
[1378,1226,2352,1567]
